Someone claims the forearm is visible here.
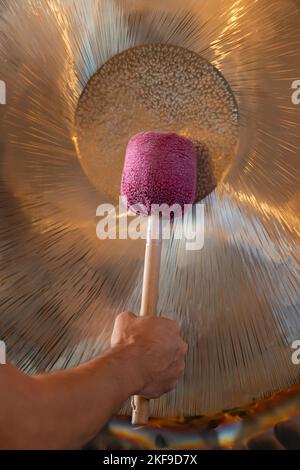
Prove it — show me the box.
[0,312,186,449]
[34,345,139,449]
[0,346,140,450]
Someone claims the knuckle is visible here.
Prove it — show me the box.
[171,321,180,333]
[117,311,135,322]
[163,318,180,333]
[175,341,187,358]
[170,379,178,389]
[181,341,188,354]
[173,360,185,375]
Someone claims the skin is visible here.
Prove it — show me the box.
[0,311,187,450]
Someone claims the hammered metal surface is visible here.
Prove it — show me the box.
[0,0,299,417]
[74,44,238,203]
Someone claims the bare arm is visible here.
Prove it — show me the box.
[0,347,138,449]
[0,312,187,449]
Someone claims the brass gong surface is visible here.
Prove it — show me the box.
[74,44,239,203]
[0,0,299,418]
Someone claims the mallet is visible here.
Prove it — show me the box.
[121,131,197,425]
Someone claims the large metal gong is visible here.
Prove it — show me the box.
[0,0,299,418]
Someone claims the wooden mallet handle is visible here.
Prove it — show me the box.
[131,213,162,425]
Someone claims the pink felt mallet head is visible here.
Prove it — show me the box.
[121,131,197,216]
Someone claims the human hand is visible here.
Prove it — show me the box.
[110,311,188,399]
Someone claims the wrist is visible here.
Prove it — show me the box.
[105,344,145,397]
